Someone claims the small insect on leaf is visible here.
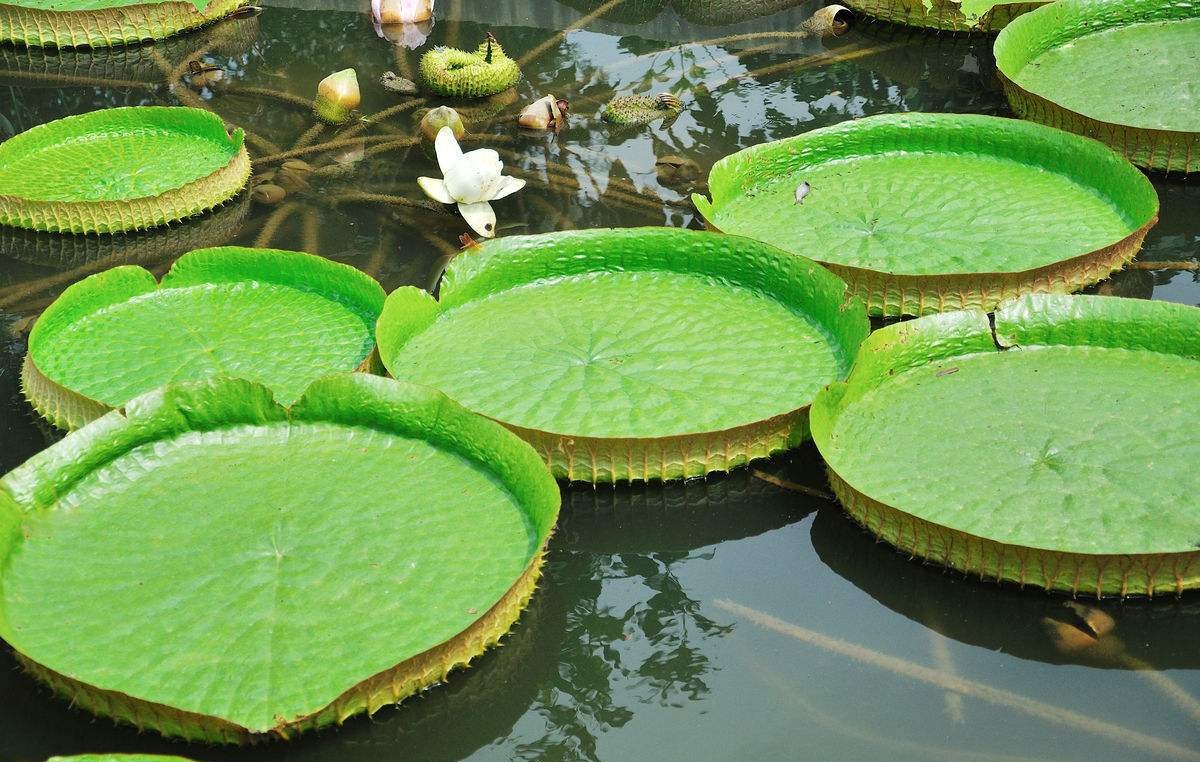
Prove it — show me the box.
[935,367,959,377]
[794,181,811,205]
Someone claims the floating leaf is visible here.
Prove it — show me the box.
[811,293,1200,597]
[995,0,1200,173]
[377,228,870,482]
[0,374,560,742]
[693,113,1158,316]
[0,0,249,48]
[0,107,249,234]
[23,246,386,430]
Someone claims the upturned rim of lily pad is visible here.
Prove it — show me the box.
[0,0,252,48]
[0,373,561,742]
[693,112,1159,317]
[0,106,250,234]
[994,0,1200,174]
[810,293,1200,598]
[375,227,870,483]
[840,0,1045,32]
[22,245,386,431]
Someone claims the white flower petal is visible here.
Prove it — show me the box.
[458,201,497,238]
[488,175,526,200]
[417,176,454,204]
[444,158,502,204]
[461,148,502,173]
[434,126,463,176]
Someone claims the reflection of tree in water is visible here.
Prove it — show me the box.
[513,465,813,761]
[514,547,731,761]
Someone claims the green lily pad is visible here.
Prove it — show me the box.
[0,374,560,742]
[842,0,1043,31]
[376,228,869,483]
[693,113,1159,316]
[995,0,1200,174]
[0,0,250,48]
[23,246,385,431]
[0,107,250,233]
[811,293,1200,598]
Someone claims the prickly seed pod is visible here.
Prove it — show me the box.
[313,68,360,125]
[420,106,466,143]
[380,71,419,95]
[251,184,286,205]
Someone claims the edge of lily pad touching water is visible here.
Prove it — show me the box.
[693,112,1159,317]
[842,0,1045,32]
[810,293,1200,598]
[0,106,250,234]
[22,245,386,431]
[376,228,870,484]
[0,0,251,48]
[0,374,561,743]
[995,0,1200,174]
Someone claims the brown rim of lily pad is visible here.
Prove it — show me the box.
[842,0,1044,32]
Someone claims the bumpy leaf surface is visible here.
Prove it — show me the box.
[697,113,1152,277]
[1012,20,1199,132]
[0,375,557,734]
[30,246,384,408]
[7,0,212,11]
[815,295,1200,555]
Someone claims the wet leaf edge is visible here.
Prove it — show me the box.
[0,0,248,49]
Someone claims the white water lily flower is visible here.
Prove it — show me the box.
[418,126,525,238]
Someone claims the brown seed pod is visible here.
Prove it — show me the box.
[251,184,287,205]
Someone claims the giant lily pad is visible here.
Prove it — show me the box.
[995,0,1200,174]
[811,293,1200,598]
[23,246,385,431]
[0,374,560,742]
[48,757,201,762]
[0,106,250,234]
[0,0,251,48]
[376,228,869,483]
[842,0,1043,31]
[693,113,1159,316]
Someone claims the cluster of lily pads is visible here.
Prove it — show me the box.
[0,0,1197,756]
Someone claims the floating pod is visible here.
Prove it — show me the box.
[842,0,1044,32]
[22,246,386,430]
[603,92,683,128]
[995,0,1200,174]
[811,293,1200,598]
[376,228,870,483]
[0,0,252,48]
[693,113,1159,317]
[0,106,250,234]
[418,32,520,98]
[0,374,560,742]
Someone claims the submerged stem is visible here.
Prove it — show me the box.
[716,600,1200,762]
[253,201,300,248]
[518,0,628,68]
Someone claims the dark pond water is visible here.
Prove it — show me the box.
[1,2,1199,761]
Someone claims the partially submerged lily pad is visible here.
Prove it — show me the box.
[811,293,1200,598]
[376,228,869,483]
[0,106,250,234]
[693,113,1158,316]
[995,0,1200,174]
[0,374,560,742]
[843,0,1043,31]
[23,246,385,430]
[0,0,251,48]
